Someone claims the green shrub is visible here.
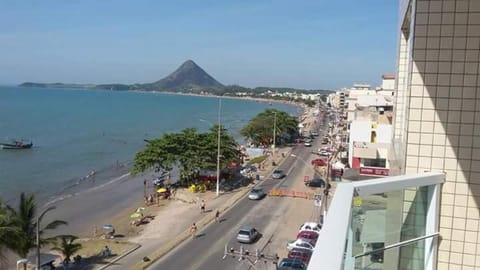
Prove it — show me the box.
[247,155,268,165]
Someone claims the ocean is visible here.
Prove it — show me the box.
[0,86,300,204]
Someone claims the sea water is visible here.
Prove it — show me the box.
[0,86,300,204]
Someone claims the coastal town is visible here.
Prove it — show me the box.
[1,73,398,270]
[3,0,480,269]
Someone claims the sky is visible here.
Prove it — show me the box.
[0,0,398,90]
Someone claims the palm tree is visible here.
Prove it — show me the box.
[50,235,82,265]
[6,193,67,268]
[0,198,20,270]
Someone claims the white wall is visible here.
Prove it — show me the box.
[348,121,372,166]
[377,124,392,144]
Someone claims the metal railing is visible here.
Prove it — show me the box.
[307,172,444,270]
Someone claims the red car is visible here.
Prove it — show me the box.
[311,158,326,166]
[287,248,312,264]
[297,230,319,246]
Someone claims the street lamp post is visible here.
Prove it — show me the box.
[216,98,222,196]
[36,206,56,270]
[199,97,222,197]
[272,112,277,154]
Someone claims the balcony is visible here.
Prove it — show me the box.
[308,172,444,270]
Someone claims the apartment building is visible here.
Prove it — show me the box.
[392,0,480,269]
[309,0,480,269]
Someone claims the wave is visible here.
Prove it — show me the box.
[40,161,133,207]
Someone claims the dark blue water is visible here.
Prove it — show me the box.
[0,86,300,203]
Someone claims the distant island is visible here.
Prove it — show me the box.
[19,60,332,104]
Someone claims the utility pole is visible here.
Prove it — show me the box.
[272,111,277,155]
[216,98,222,196]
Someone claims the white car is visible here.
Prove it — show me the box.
[287,238,315,251]
[299,222,322,233]
[319,150,329,156]
[304,142,312,147]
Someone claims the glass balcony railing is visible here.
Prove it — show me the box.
[308,172,443,270]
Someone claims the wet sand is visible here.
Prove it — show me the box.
[41,171,147,238]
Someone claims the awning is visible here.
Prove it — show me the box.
[353,147,377,159]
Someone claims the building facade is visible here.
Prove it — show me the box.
[393,0,480,269]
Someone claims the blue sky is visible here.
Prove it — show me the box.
[0,1,397,89]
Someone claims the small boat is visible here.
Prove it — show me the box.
[0,139,33,149]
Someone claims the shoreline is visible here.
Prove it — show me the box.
[2,87,314,268]
[152,90,309,114]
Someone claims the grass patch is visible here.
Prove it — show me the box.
[247,155,268,165]
[76,238,136,258]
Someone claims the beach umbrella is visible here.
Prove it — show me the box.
[103,224,114,230]
[136,207,145,212]
[130,212,142,219]
[157,187,167,193]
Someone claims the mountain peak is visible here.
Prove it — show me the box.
[181,59,197,67]
[152,60,223,90]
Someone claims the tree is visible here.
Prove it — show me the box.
[303,99,316,107]
[202,125,241,171]
[6,193,67,263]
[50,235,82,264]
[0,198,20,269]
[240,109,299,147]
[132,127,240,185]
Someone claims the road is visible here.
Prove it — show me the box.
[147,108,328,270]
[147,145,317,270]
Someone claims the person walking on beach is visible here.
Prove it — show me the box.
[200,200,206,213]
[190,223,198,238]
[215,209,220,223]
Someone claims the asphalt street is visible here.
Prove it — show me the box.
[148,109,328,270]
[147,145,313,270]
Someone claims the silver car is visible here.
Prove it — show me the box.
[248,187,266,200]
[236,226,259,243]
[272,169,285,179]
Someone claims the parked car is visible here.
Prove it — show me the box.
[287,238,314,251]
[305,178,326,188]
[240,166,257,177]
[236,226,259,243]
[318,150,329,156]
[277,258,306,270]
[248,187,266,200]
[304,142,312,147]
[319,146,329,152]
[299,222,322,233]
[296,231,319,246]
[311,158,326,166]
[272,170,285,179]
[287,248,312,264]
[310,131,319,137]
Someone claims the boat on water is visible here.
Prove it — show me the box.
[0,140,33,149]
